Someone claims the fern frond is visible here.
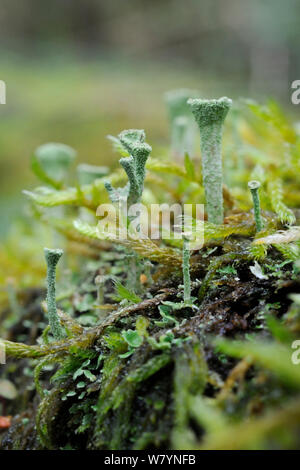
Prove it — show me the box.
[267,179,296,225]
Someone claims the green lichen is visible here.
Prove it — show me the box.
[44,248,65,341]
[165,88,199,158]
[182,237,191,304]
[105,129,152,208]
[2,93,300,451]
[248,180,263,232]
[188,97,232,224]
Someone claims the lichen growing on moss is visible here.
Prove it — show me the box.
[1,95,300,451]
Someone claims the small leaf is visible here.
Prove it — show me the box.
[136,316,150,337]
[34,142,76,182]
[83,370,97,382]
[122,329,143,349]
[114,280,142,304]
[217,265,237,276]
[81,359,91,368]
[73,369,84,380]
[76,382,86,389]
[156,305,179,327]
[31,155,62,189]
[119,349,135,359]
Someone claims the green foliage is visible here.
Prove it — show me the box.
[73,219,182,268]
[267,179,296,225]
[77,164,109,185]
[113,279,142,304]
[215,337,300,388]
[246,99,297,144]
[2,92,300,451]
[120,329,143,358]
[155,305,179,327]
[33,143,77,187]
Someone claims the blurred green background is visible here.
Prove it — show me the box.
[0,0,299,236]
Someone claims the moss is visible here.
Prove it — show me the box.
[1,96,300,450]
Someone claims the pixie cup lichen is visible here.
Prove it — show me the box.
[44,248,65,341]
[165,88,199,159]
[248,180,263,232]
[172,116,190,159]
[105,129,152,208]
[182,236,191,304]
[188,97,232,224]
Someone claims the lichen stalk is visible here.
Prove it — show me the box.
[188,97,232,225]
[164,88,199,159]
[182,237,191,304]
[44,248,65,340]
[248,180,263,232]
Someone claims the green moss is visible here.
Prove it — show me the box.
[1,93,300,451]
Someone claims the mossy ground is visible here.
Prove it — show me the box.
[1,240,300,450]
[0,98,300,450]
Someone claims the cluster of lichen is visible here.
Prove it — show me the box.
[1,92,300,450]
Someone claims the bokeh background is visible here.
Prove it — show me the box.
[0,0,299,236]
